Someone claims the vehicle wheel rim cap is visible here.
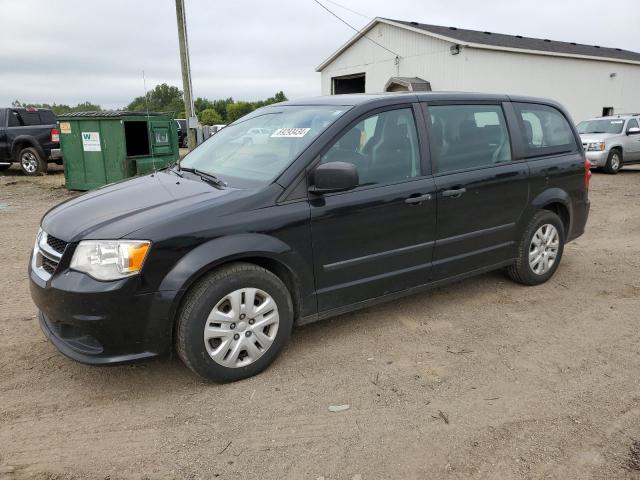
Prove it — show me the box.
[203,288,279,368]
[21,152,37,173]
[611,154,620,170]
[529,224,559,275]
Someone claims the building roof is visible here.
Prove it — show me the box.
[316,17,640,71]
[384,77,432,92]
[389,19,640,63]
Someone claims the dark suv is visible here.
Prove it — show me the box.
[29,93,590,382]
[0,107,61,175]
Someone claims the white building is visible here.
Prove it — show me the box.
[316,18,640,122]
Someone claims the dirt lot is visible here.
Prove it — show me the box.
[1,164,640,480]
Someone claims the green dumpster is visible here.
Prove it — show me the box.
[57,111,179,190]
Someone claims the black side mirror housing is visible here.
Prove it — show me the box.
[310,161,359,193]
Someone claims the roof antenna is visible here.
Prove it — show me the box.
[142,70,157,172]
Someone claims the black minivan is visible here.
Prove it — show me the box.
[29,93,590,382]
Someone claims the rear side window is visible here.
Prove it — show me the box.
[39,110,56,124]
[320,107,421,186]
[428,104,512,174]
[514,103,577,157]
[19,111,41,126]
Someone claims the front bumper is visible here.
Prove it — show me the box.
[29,261,178,365]
[586,150,607,167]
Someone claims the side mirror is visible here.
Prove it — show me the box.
[627,127,640,135]
[310,161,359,193]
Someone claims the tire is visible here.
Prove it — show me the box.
[176,262,293,382]
[18,147,47,176]
[507,210,565,286]
[604,149,622,174]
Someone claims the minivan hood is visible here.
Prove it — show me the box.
[579,132,618,143]
[41,171,243,241]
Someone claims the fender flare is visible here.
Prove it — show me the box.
[159,232,312,323]
[11,136,46,161]
[606,145,624,157]
[530,188,573,235]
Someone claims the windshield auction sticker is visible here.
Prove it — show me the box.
[270,128,311,138]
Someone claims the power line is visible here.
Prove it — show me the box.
[321,0,371,20]
[312,0,401,58]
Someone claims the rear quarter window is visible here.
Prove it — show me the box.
[39,110,56,124]
[514,103,577,157]
[19,111,41,126]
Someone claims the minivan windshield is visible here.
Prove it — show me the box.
[179,105,349,188]
[577,119,625,134]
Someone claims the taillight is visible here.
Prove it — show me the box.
[51,127,60,143]
[584,158,592,191]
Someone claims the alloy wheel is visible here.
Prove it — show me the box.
[610,153,620,171]
[21,151,38,174]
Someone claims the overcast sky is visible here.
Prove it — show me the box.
[1,0,638,109]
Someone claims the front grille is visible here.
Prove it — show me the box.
[33,230,64,280]
[46,234,68,254]
[41,256,58,275]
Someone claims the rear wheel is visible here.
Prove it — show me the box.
[176,262,293,382]
[19,147,46,176]
[604,149,622,174]
[507,210,565,285]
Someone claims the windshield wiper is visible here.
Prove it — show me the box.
[166,164,183,177]
[179,167,227,188]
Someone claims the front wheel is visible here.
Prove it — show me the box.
[507,210,565,285]
[19,147,46,176]
[176,263,293,382]
[604,149,622,174]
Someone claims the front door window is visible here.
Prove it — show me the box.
[320,108,421,185]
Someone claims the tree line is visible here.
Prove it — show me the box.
[12,83,288,125]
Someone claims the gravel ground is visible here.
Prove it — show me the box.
[1,164,640,480]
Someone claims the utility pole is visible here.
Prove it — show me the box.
[175,0,196,150]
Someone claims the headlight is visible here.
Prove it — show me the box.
[586,142,605,151]
[70,240,151,281]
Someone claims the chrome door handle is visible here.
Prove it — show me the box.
[442,187,467,198]
[405,193,432,204]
